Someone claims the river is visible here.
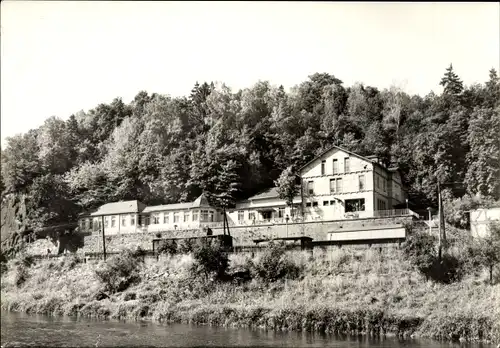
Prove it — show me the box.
[0,311,493,348]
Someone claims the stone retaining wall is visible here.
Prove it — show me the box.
[81,216,414,253]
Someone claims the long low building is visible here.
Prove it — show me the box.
[78,145,414,236]
[78,194,223,235]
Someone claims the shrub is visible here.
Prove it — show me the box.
[178,239,195,254]
[94,249,143,293]
[469,221,500,284]
[403,232,437,278]
[251,241,302,282]
[157,240,178,255]
[0,249,8,275]
[190,240,228,280]
[15,265,29,287]
[403,231,465,283]
[63,254,82,270]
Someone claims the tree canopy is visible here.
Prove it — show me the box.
[1,65,499,226]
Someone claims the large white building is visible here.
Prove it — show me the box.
[227,145,408,225]
[79,146,409,234]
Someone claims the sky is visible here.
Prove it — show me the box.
[1,1,499,146]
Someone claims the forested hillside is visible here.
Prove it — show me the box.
[1,65,499,233]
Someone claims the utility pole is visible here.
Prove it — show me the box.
[222,207,226,236]
[101,215,107,261]
[437,182,442,262]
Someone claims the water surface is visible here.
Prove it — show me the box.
[0,310,492,347]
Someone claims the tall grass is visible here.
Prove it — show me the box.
[1,247,499,343]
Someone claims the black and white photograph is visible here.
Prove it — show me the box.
[1,1,499,347]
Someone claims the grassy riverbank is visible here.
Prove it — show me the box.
[1,246,499,344]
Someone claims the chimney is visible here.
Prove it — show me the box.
[366,155,381,166]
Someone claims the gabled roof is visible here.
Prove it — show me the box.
[143,202,193,213]
[247,187,280,201]
[90,200,145,216]
[191,193,212,208]
[143,194,215,213]
[247,186,302,201]
[298,145,383,173]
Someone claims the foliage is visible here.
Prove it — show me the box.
[443,193,495,229]
[1,66,499,233]
[472,221,500,284]
[94,249,143,293]
[190,240,229,280]
[250,241,302,282]
[274,166,298,208]
[157,240,178,255]
[403,231,464,284]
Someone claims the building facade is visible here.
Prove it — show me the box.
[79,147,409,233]
[78,194,222,235]
[227,146,407,225]
[470,207,500,238]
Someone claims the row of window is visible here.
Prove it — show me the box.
[305,198,366,212]
[237,207,298,221]
[377,199,387,210]
[306,175,366,195]
[320,157,351,175]
[79,210,216,231]
[150,210,215,224]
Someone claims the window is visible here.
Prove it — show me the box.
[291,207,298,217]
[184,212,189,223]
[336,178,343,193]
[278,207,285,218]
[330,200,335,205]
[163,213,169,224]
[209,211,214,222]
[307,181,314,195]
[111,216,116,228]
[333,159,338,174]
[312,201,318,207]
[377,176,380,189]
[104,217,109,228]
[131,215,135,226]
[330,179,335,193]
[321,160,326,175]
[201,210,209,222]
[383,178,386,191]
[249,211,255,220]
[323,201,329,206]
[344,157,350,172]
[359,175,365,191]
[192,211,198,221]
[173,212,180,223]
[345,198,365,212]
[93,219,99,232]
[306,202,312,207]
[152,213,160,224]
[238,211,244,221]
[121,215,127,227]
[89,219,93,230]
